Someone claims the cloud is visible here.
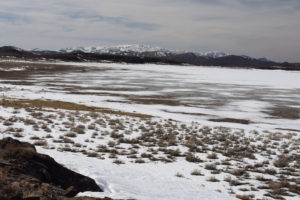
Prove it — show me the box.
[0,0,299,62]
[0,11,30,23]
[65,11,159,30]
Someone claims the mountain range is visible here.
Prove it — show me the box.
[57,45,230,59]
[0,45,299,70]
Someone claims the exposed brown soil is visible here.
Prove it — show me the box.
[1,80,35,85]
[162,110,215,117]
[208,118,251,124]
[275,128,300,132]
[63,85,143,92]
[0,61,108,80]
[68,92,130,98]
[0,61,101,71]
[0,98,151,118]
[68,92,184,106]
[0,87,10,92]
[129,98,182,106]
[264,106,300,119]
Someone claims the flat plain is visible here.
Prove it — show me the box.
[0,60,299,200]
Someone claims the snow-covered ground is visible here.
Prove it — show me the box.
[38,148,235,200]
[0,60,299,200]
[1,61,300,132]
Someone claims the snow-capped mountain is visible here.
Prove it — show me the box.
[1,45,283,69]
[60,45,168,53]
[59,45,184,57]
[258,57,272,62]
[29,48,59,55]
[196,51,228,58]
[59,45,228,59]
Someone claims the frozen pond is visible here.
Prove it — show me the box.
[1,61,300,132]
[1,60,300,200]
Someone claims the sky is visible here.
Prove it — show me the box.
[0,0,299,62]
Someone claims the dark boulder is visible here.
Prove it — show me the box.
[0,137,103,200]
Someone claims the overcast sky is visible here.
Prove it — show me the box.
[0,0,299,62]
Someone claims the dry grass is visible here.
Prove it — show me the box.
[64,132,77,138]
[207,176,220,182]
[175,172,184,178]
[0,98,151,118]
[205,163,217,170]
[0,61,105,80]
[72,125,85,134]
[207,152,218,159]
[33,140,48,146]
[113,159,125,165]
[264,106,300,119]
[129,97,181,106]
[0,96,299,200]
[236,194,253,200]
[191,169,203,176]
[185,153,203,163]
[135,159,146,163]
[209,118,251,124]
[274,155,290,168]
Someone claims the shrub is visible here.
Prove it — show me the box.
[230,168,246,177]
[24,119,36,125]
[109,153,117,159]
[255,176,269,182]
[211,170,221,174]
[87,152,98,157]
[166,148,181,157]
[225,177,244,186]
[64,132,77,138]
[264,168,277,175]
[3,121,13,126]
[127,155,138,159]
[221,160,231,165]
[135,159,145,163]
[274,155,290,168]
[34,140,48,146]
[207,176,220,182]
[207,152,218,159]
[108,141,115,147]
[185,153,202,163]
[191,169,203,176]
[13,133,23,138]
[268,181,289,196]
[73,125,85,134]
[141,153,152,158]
[113,159,125,165]
[175,172,184,178]
[62,137,75,144]
[30,136,41,140]
[88,124,96,130]
[205,163,217,170]
[91,132,98,138]
[45,134,53,138]
[74,143,82,148]
[236,195,253,200]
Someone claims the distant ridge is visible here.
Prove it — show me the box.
[0,45,299,70]
[58,44,229,59]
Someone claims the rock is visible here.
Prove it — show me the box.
[63,186,79,197]
[22,196,41,200]
[0,137,103,200]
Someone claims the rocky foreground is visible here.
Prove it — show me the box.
[0,137,114,200]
